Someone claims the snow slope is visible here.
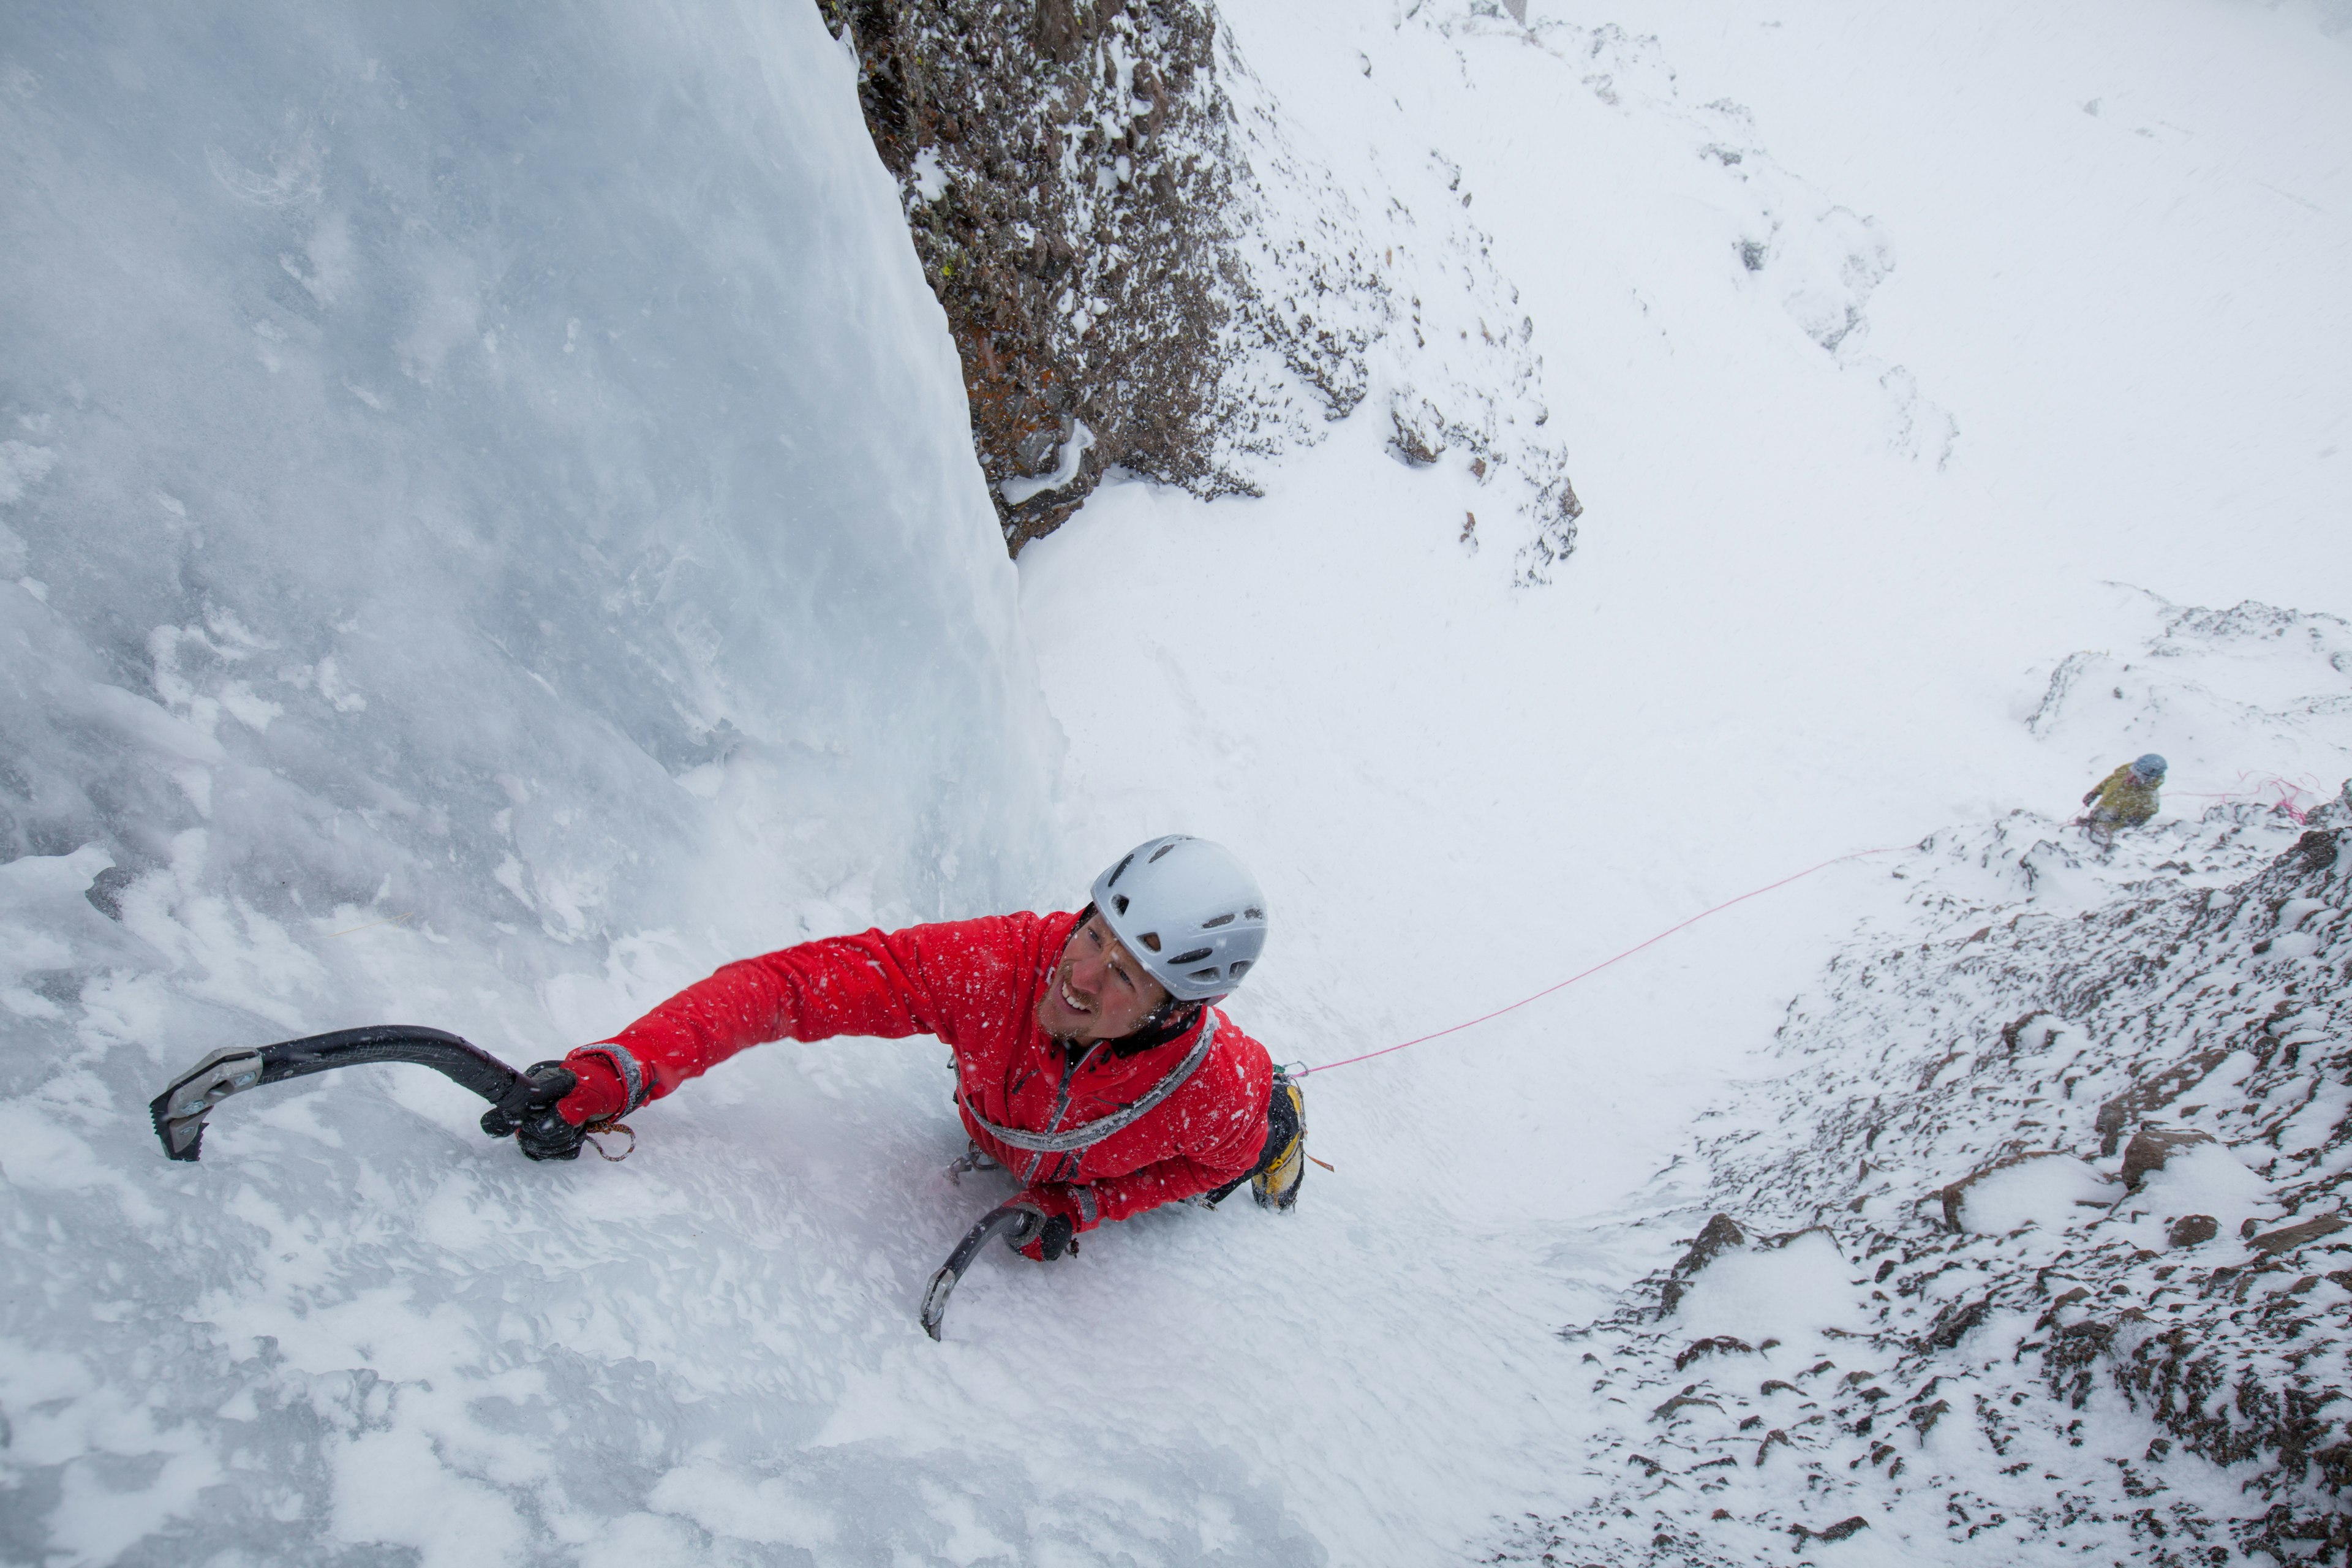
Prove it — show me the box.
[1018,0,2352,1560]
[4,0,2351,1564]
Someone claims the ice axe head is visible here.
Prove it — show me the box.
[149,1048,268,1162]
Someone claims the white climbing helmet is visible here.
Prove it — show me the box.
[1090,834,1268,1002]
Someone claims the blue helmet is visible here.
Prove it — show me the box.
[2132,753,2168,781]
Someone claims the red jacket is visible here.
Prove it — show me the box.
[581,910,1275,1232]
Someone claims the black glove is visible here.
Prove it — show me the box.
[479,1061,582,1161]
[2082,789,2099,806]
[1005,1207,1079,1262]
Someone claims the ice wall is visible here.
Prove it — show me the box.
[0,4,1062,1559]
[1,1,1057,939]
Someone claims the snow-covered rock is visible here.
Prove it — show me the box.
[1505,762,2352,1561]
[826,0,1586,574]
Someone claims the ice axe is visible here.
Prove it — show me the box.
[919,1202,1039,1341]
[157,1027,1023,1340]
[149,1025,572,1162]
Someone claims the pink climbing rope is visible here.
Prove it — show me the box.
[2167,772,2325,826]
[1295,844,1912,1077]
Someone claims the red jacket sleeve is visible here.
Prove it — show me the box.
[594,917,1030,1103]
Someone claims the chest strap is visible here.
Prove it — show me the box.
[960,1015,1218,1155]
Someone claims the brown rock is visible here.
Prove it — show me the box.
[1673,1336,1755,1371]
[2247,1214,2350,1256]
[2167,1214,2219,1248]
[1675,1214,1748,1274]
[2097,1051,2234,1154]
[2120,1125,2217,1191]
[1652,1388,1724,1423]
[1033,0,1080,63]
[1659,1214,1748,1313]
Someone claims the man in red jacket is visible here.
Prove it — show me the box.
[495,835,1306,1260]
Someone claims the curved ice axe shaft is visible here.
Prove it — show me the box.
[150,1025,537,1161]
[921,1202,1035,1341]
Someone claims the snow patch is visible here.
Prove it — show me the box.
[998,420,1096,505]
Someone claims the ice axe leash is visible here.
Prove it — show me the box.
[149,1025,582,1162]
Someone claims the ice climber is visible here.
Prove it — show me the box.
[2080,753,2167,840]
[499,834,1306,1260]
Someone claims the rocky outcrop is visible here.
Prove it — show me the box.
[818,0,1256,549]
[816,0,1581,568]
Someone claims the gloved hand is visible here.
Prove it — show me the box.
[1006,1186,1087,1261]
[2082,788,2099,806]
[553,1050,629,1125]
[479,1061,584,1160]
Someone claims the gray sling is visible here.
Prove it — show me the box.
[959,1015,1218,1154]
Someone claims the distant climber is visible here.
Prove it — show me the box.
[2079,754,2166,842]
[492,835,1307,1260]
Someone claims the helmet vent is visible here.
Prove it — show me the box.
[1087,834,1265,1001]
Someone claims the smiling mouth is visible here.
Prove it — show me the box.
[1057,978,1090,1015]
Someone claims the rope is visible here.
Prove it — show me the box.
[1294,844,1912,1077]
[2168,772,2326,826]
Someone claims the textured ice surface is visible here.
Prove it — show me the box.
[0,3,1066,1561]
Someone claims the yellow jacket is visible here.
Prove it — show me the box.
[2085,764,2160,826]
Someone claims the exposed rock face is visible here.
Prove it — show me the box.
[815,0,1581,571]
[818,0,1253,550]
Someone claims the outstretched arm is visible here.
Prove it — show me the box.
[555,924,975,1123]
